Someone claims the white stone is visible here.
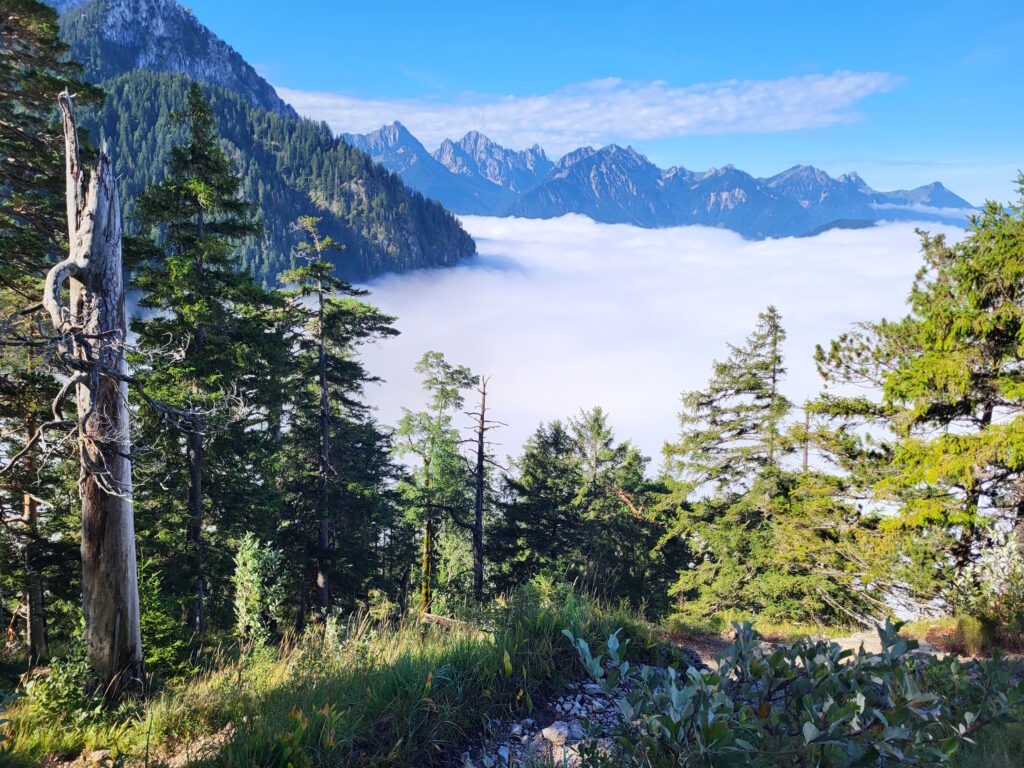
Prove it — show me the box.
[542,720,570,747]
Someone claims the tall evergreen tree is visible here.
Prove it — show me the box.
[129,83,283,632]
[276,216,398,622]
[664,305,790,495]
[491,408,679,613]
[816,180,1024,588]
[663,307,871,623]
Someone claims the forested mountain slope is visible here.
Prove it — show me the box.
[45,0,476,282]
[83,71,475,282]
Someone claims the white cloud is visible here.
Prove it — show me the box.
[277,71,901,154]
[356,216,964,466]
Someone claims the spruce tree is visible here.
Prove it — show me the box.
[129,83,282,632]
[664,305,790,495]
[276,217,398,622]
[663,307,870,623]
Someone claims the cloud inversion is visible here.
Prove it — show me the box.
[278,71,902,154]
[356,215,963,465]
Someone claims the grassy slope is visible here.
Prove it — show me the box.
[1,587,669,767]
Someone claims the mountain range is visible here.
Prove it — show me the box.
[45,0,976,253]
[343,123,976,238]
[43,0,476,283]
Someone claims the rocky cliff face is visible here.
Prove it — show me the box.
[434,131,553,193]
[56,0,296,118]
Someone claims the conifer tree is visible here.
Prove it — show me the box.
[395,352,476,612]
[664,305,790,495]
[816,180,1024,586]
[491,409,679,612]
[129,83,282,632]
[276,217,398,621]
[663,307,871,623]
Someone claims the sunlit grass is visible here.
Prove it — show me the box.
[1,585,661,767]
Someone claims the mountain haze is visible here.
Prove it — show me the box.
[343,124,976,239]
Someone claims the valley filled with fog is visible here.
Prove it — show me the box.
[359,215,965,464]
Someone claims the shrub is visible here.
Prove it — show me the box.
[232,533,285,646]
[139,558,192,676]
[566,620,1024,767]
[946,532,1024,637]
[21,638,102,725]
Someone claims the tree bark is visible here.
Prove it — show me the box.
[315,277,331,618]
[471,380,487,602]
[23,415,49,663]
[42,91,144,694]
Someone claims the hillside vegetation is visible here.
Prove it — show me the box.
[2,3,1024,766]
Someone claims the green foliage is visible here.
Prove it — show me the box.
[22,627,102,725]
[665,305,790,493]
[0,0,101,289]
[568,621,1024,767]
[233,534,285,646]
[138,559,191,676]
[275,216,402,619]
[0,0,95,670]
[0,584,666,767]
[946,532,1024,636]
[490,408,681,614]
[663,307,875,623]
[815,179,1024,588]
[79,70,475,285]
[128,82,288,631]
[395,351,478,611]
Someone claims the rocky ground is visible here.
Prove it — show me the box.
[457,627,1017,768]
[460,647,706,768]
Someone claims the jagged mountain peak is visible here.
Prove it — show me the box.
[339,122,976,237]
[837,171,867,188]
[57,0,296,118]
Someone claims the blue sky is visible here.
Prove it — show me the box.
[183,0,1022,204]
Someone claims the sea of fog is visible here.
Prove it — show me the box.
[357,215,965,467]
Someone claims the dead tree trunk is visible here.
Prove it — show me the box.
[471,380,487,601]
[42,91,144,693]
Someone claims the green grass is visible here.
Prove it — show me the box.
[0,583,669,767]
[666,611,856,643]
[953,718,1024,767]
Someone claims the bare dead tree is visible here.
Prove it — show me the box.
[452,376,505,602]
[38,91,144,693]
